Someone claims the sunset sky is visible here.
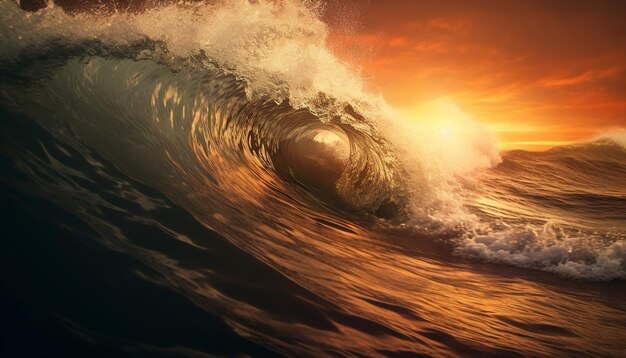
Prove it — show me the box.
[19,0,626,150]
[325,0,626,150]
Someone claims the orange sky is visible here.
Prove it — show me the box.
[324,0,626,150]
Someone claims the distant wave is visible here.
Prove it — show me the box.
[458,137,626,280]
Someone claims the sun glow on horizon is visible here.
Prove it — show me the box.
[326,1,626,152]
[400,98,567,152]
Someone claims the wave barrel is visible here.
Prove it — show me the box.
[276,125,351,198]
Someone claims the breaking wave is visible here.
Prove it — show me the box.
[1,0,625,285]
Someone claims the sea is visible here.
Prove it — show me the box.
[1,1,625,356]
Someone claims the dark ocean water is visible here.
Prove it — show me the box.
[1,1,625,356]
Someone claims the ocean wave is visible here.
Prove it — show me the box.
[1,0,624,281]
[462,136,626,280]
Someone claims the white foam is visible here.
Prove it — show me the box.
[595,128,626,148]
[457,223,626,280]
